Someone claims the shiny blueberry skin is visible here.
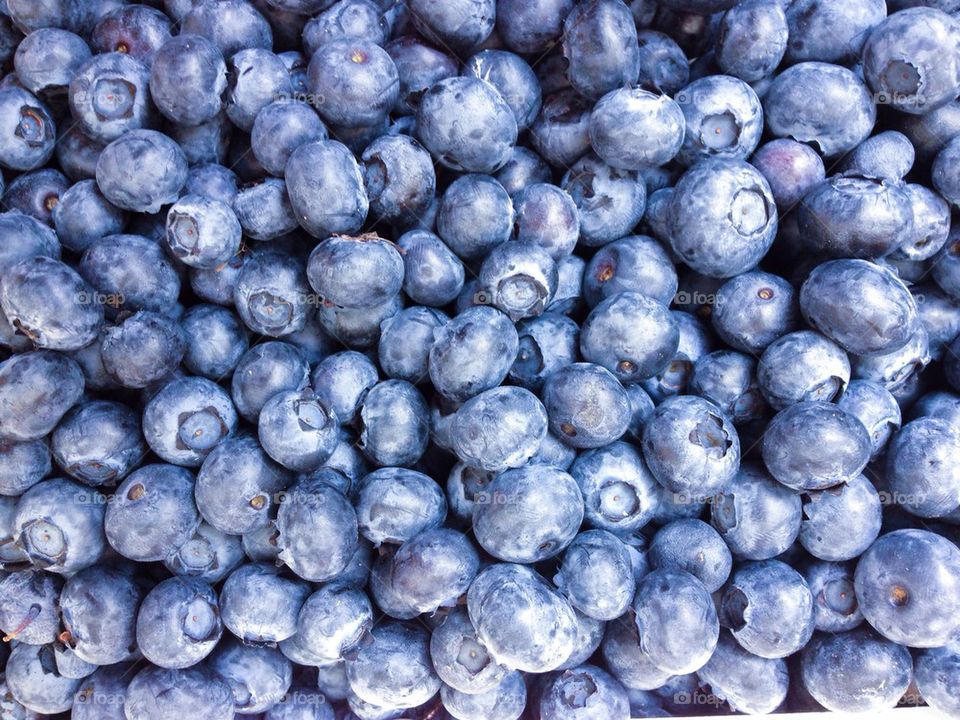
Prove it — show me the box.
[715,0,787,82]
[764,62,876,157]
[69,52,152,144]
[0,210,60,276]
[234,251,312,337]
[802,559,864,633]
[675,76,764,166]
[221,562,311,643]
[851,323,931,394]
[276,477,358,581]
[711,462,802,560]
[96,129,188,213]
[667,158,777,278]
[361,134,436,225]
[539,664,628,720]
[286,140,368,238]
[250,101,325,176]
[509,312,579,391]
[232,178,299,240]
[166,193,242,271]
[801,473,883,560]
[697,631,789,714]
[142,376,238,467]
[529,89,593,169]
[633,569,719,675]
[230,342,309,423]
[302,0,389,55]
[855,528,960,647]
[0,350,84,443]
[451,385,548,471]
[801,628,913,713]
[554,529,634,620]
[4,642,83,715]
[562,0,639,99]
[0,87,56,171]
[51,399,145,487]
[800,259,919,356]
[511,183,579,262]
[137,575,222,669]
[642,395,740,497]
[378,306,446,383]
[385,35,458,116]
[258,389,339,473]
[548,254,587,316]
[13,27,91,96]
[307,38,398,129]
[210,637,293,715]
[316,292,403,349]
[430,606,511,694]
[570,440,659,535]
[543,363,632,448]
[649,519,732,592]
[90,3,171,63]
[896,183,952,261]
[589,87,684,170]
[196,433,291,535]
[358,379,429,467]
[50,179,125,254]
[417,76,518,174]
[783,0,884,64]
[309,351,377,426]
[307,234,403,310]
[0,568,62,644]
[480,241,558,321]
[106,463,199,561]
[345,620,441,709]
[149,34,226,127]
[915,645,960,718]
[757,330,850,410]
[689,350,767,425]
[355,466,441,543]
[932,234,960,297]
[497,0,572,53]
[101,310,185,389]
[763,401,871,491]
[181,0,272,57]
[886,417,960,518]
[1,255,103,350]
[372,526,480,617]
[840,130,915,184]
[601,613,673,691]
[562,153,646,247]
[3,167,68,226]
[581,291,679,384]
[287,582,372,665]
[0,437,51,496]
[463,50,541,131]
[437,173,514,263]
[720,560,815,659]
[468,563,578,673]
[124,664,235,720]
[13,477,106,574]
[633,29,689,95]
[750,138,826,210]
[396,230,465,307]
[180,304,248,380]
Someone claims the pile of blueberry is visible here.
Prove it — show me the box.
[4,0,960,718]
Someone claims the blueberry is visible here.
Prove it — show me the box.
[384,35,458,116]
[696,632,789,715]
[417,77,518,174]
[915,645,960,718]
[480,241,558,321]
[221,562,311,643]
[345,621,441,709]
[649,519,732,592]
[429,607,510,694]
[13,27,91,97]
[0,87,56,171]
[51,399,145,487]
[437,173,514,263]
[557,610,607,671]
[149,34,226,127]
[0,350,84,442]
[371,527,479,617]
[4,643,83,715]
[407,0,495,52]
[800,259,919,356]
[317,292,403,349]
[600,614,673,691]
[802,471,883,560]
[234,251,312,337]
[276,477,358,581]
[396,230,465,307]
[307,234,404,310]
[757,330,850,409]
[543,363,632,448]
[101,311,185,389]
[802,559,864,633]
[361,134,436,225]
[863,7,960,115]
[856,528,960,646]
[569,440,659,534]
[355,467,447,545]
[0,439,50,497]
[1,255,103,350]
[164,521,245,584]
[529,89,593,169]
[783,0,885,64]
[186,163,239,206]
[554,529,634,620]
[750,139,826,210]
[142,376,238,467]
[886,417,960,517]
[633,569,719,674]
[166,194,242,270]
[710,462,801,559]
[467,563,578,672]
[377,306,446,383]
[90,3,171,64]
[689,350,767,424]
[71,663,132,720]
[561,153,646,247]
[539,664,629,720]
[285,140,369,238]
[442,669,528,720]
[496,0,573,54]
[307,39,398,129]
[181,0,273,57]
[589,89,684,172]
[210,637,293,715]
[675,76,764,165]
[635,29,690,94]
[13,477,106,574]
[69,52,152,143]
[667,158,777,278]
[800,628,913,712]
[548,254,587,315]
[258,389,339,473]
[0,568,62,645]
[562,0,640,100]
[232,178,299,241]
[286,583,372,664]
[301,0,389,56]
[358,379,429,467]
[715,0,787,82]
[764,62,876,157]
[124,664,235,720]
[96,129,188,213]
[196,433,292,535]
[581,292,679,383]
[137,578,222,671]
[0,210,60,276]
[463,50,541,131]
[509,312,579,391]
[3,167,68,226]
[50,179,125,254]
[896,183,952,261]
